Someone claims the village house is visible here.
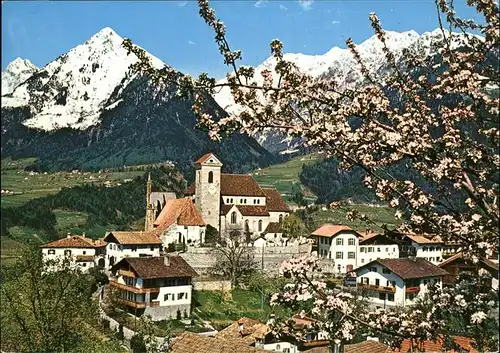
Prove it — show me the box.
[185,153,291,240]
[386,231,444,265]
[311,224,361,273]
[355,258,449,308]
[109,255,198,321]
[169,332,269,353]
[40,234,106,271]
[357,232,400,266]
[103,231,162,268]
[439,252,499,290]
[152,197,206,250]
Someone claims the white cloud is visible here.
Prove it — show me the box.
[331,20,341,25]
[297,0,313,10]
[188,40,196,45]
[255,0,268,8]
[279,4,288,10]
[177,1,188,7]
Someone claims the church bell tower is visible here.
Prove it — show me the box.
[145,173,155,231]
[194,153,222,230]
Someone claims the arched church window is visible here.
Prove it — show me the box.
[279,214,283,224]
[208,171,214,183]
[245,220,249,232]
[258,220,263,232]
[231,211,237,224]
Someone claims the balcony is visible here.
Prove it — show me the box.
[118,298,160,309]
[357,283,396,293]
[405,286,420,293]
[109,280,160,294]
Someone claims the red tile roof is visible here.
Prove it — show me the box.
[390,336,477,353]
[153,198,205,229]
[221,174,266,197]
[235,205,270,217]
[103,231,162,245]
[311,224,360,238]
[194,152,221,165]
[41,235,106,248]
[171,332,269,353]
[345,340,390,353]
[262,188,291,212]
[439,252,499,273]
[358,258,449,279]
[405,234,443,245]
[111,256,198,279]
[264,222,282,234]
[216,317,270,345]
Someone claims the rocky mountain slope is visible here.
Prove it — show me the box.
[1,28,277,177]
[213,29,475,154]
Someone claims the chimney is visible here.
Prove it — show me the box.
[82,233,86,238]
[164,255,170,266]
[67,232,71,238]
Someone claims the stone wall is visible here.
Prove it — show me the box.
[193,276,232,292]
[181,243,313,275]
[144,304,191,321]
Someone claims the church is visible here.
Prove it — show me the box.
[184,152,291,238]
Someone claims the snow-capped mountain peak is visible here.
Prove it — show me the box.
[1,27,166,131]
[1,57,38,95]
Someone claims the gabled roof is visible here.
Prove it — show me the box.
[171,332,268,353]
[221,174,266,197]
[103,231,162,245]
[405,234,443,245]
[220,205,270,217]
[262,188,291,212]
[359,233,398,245]
[41,235,106,248]
[153,198,205,229]
[311,224,361,238]
[357,258,449,279]
[264,222,282,234]
[194,152,222,165]
[439,252,499,273]
[216,317,270,345]
[111,256,198,279]
[345,340,390,353]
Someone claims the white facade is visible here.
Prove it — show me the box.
[413,242,443,264]
[259,341,298,353]
[357,244,399,267]
[105,242,161,268]
[42,246,104,272]
[221,207,270,236]
[315,231,359,273]
[161,225,205,248]
[222,196,266,207]
[356,262,443,308]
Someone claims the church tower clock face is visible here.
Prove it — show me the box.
[208,185,216,194]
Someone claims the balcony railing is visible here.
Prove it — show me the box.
[109,280,160,294]
[405,286,421,293]
[118,298,160,309]
[357,283,396,293]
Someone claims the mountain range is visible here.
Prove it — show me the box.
[0,26,478,174]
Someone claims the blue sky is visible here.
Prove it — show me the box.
[2,0,484,79]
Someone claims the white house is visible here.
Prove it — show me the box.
[355,258,449,308]
[103,231,162,268]
[311,224,362,274]
[109,255,198,320]
[357,233,400,267]
[403,234,444,265]
[152,197,206,250]
[184,153,291,239]
[40,234,106,272]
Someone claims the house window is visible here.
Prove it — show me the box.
[48,249,55,255]
[150,246,155,251]
[82,263,87,267]
[379,293,386,300]
[361,277,369,284]
[348,238,355,246]
[368,247,374,253]
[423,246,428,252]
[336,252,343,259]
[388,294,395,301]
[361,259,365,264]
[348,252,355,259]
[360,247,365,253]
[375,279,380,286]
[231,212,237,224]
[336,238,343,246]
[253,199,256,204]
[385,247,389,252]
[382,268,391,274]
[208,171,214,183]
[82,251,86,255]
[279,215,283,224]
[64,250,72,257]
[164,293,171,301]
[257,199,260,204]
[178,293,185,300]
[377,247,381,252]
[429,246,434,252]
[258,220,263,232]
[370,267,377,272]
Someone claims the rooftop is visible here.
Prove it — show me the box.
[171,332,268,353]
[41,235,106,249]
[103,231,162,245]
[111,256,198,279]
[311,224,360,238]
[262,188,291,212]
[153,197,205,229]
[358,258,449,279]
[216,317,270,345]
